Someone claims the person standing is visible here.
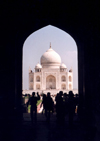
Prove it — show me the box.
[46,92,54,122]
[55,91,64,123]
[27,92,40,124]
[68,91,75,127]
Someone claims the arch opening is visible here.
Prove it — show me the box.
[61,76,66,81]
[61,84,66,89]
[23,25,78,95]
[36,76,40,82]
[69,84,72,90]
[69,76,72,82]
[46,75,56,89]
[36,84,40,90]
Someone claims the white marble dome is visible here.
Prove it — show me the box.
[35,63,42,68]
[60,63,67,68]
[41,47,61,67]
[40,47,61,68]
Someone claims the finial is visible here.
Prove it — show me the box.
[50,42,51,48]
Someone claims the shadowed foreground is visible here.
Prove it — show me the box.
[1,112,100,141]
[13,113,85,141]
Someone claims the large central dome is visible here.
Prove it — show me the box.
[40,45,61,68]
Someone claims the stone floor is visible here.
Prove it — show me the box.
[13,113,86,141]
[1,112,99,141]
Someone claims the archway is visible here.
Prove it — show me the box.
[69,84,72,90]
[36,84,40,90]
[61,76,66,81]
[69,76,72,82]
[21,24,81,125]
[1,2,99,137]
[36,76,40,82]
[46,75,56,89]
[23,25,78,93]
[7,17,88,134]
[61,84,66,89]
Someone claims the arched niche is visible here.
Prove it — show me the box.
[69,84,72,90]
[46,75,56,89]
[36,76,40,82]
[61,76,66,81]
[69,76,72,82]
[61,84,66,89]
[36,84,40,90]
[29,84,33,90]
[30,76,33,82]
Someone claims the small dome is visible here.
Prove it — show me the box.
[60,63,67,68]
[35,63,42,68]
[40,45,61,68]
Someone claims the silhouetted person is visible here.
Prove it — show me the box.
[55,93,59,115]
[55,91,64,123]
[40,94,47,115]
[45,92,54,122]
[63,93,68,116]
[74,93,79,114]
[27,92,40,124]
[68,91,75,127]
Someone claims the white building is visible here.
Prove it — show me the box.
[27,44,73,95]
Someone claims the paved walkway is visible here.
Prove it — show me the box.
[1,108,100,141]
[2,112,99,141]
[12,113,87,141]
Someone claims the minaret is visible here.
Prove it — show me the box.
[68,67,73,90]
[29,66,33,90]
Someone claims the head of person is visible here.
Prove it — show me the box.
[75,93,78,97]
[32,92,35,97]
[47,92,50,97]
[43,94,46,99]
[59,91,63,97]
[64,93,67,97]
[69,91,73,98]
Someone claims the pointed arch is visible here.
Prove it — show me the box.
[46,75,56,89]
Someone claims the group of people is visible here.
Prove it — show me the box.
[40,92,54,121]
[27,92,40,123]
[27,91,79,126]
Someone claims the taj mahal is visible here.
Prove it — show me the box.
[23,43,76,95]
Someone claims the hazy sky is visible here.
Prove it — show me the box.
[23,25,78,90]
